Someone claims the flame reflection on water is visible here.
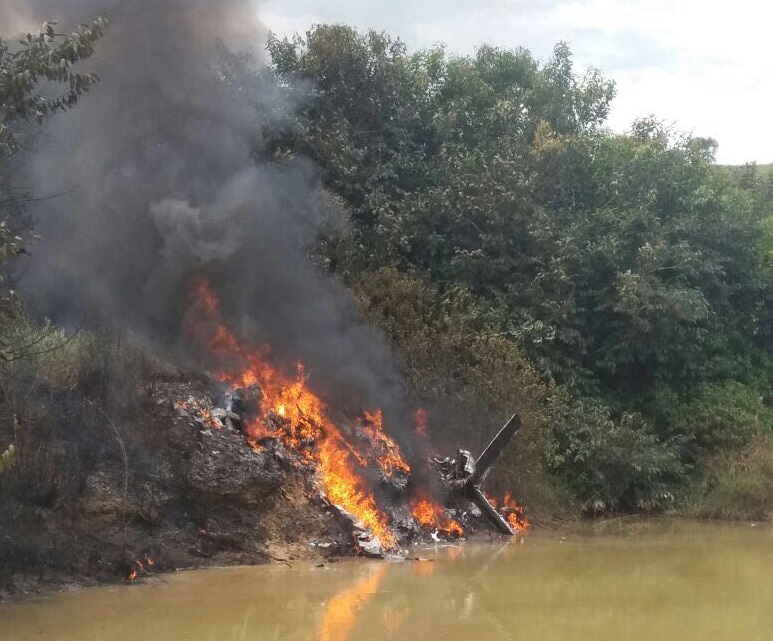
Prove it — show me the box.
[318,564,389,641]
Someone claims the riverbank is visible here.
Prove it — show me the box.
[0,363,348,600]
[1,335,770,601]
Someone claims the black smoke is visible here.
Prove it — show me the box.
[13,1,410,420]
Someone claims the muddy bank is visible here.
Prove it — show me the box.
[0,346,533,602]
[0,372,354,600]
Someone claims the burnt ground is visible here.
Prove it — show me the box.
[0,374,353,600]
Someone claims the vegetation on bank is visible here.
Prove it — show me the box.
[2,20,773,526]
[0,19,111,536]
[262,25,773,518]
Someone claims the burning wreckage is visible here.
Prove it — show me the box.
[173,279,529,559]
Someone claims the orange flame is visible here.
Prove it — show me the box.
[410,493,463,538]
[501,492,530,532]
[360,408,410,478]
[485,492,530,532]
[189,279,402,549]
[127,554,156,581]
[174,397,222,430]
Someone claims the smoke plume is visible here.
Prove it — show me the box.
[14,0,409,418]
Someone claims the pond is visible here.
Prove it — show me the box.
[2,520,771,641]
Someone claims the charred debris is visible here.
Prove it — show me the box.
[172,378,529,559]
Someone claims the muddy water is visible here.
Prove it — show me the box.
[3,520,772,641]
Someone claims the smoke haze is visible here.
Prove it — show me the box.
[13,0,409,418]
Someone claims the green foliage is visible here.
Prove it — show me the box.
[528,123,768,390]
[0,17,104,367]
[545,399,685,510]
[267,28,614,281]
[265,25,773,514]
[353,267,550,421]
[0,18,106,157]
[0,443,16,474]
[0,220,25,363]
[352,267,559,513]
[676,382,772,452]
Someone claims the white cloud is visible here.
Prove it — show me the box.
[257,0,773,163]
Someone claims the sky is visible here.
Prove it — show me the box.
[258,0,772,165]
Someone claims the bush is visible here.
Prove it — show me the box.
[545,398,686,511]
[674,381,772,453]
[0,322,146,508]
[353,268,550,437]
[352,267,560,515]
[691,436,773,520]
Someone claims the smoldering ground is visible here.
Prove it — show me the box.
[11,0,411,424]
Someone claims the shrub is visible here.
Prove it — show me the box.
[0,323,145,508]
[691,436,773,520]
[545,398,686,511]
[674,381,772,453]
[352,267,559,514]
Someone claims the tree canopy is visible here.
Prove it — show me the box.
[0,17,105,362]
[0,18,106,157]
[265,25,773,511]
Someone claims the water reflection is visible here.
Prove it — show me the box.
[318,564,388,641]
[2,521,773,641]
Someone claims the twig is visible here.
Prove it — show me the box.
[84,399,130,554]
[257,551,293,568]
[0,186,78,210]
[0,320,84,362]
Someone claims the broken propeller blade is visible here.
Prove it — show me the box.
[468,413,521,487]
[457,413,522,536]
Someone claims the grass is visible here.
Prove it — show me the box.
[689,436,773,520]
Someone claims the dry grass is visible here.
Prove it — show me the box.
[689,435,773,521]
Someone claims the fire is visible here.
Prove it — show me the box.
[501,492,530,532]
[318,565,388,641]
[410,493,463,539]
[189,279,402,549]
[174,397,222,430]
[485,492,530,532]
[194,279,220,315]
[127,554,156,581]
[360,409,410,478]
